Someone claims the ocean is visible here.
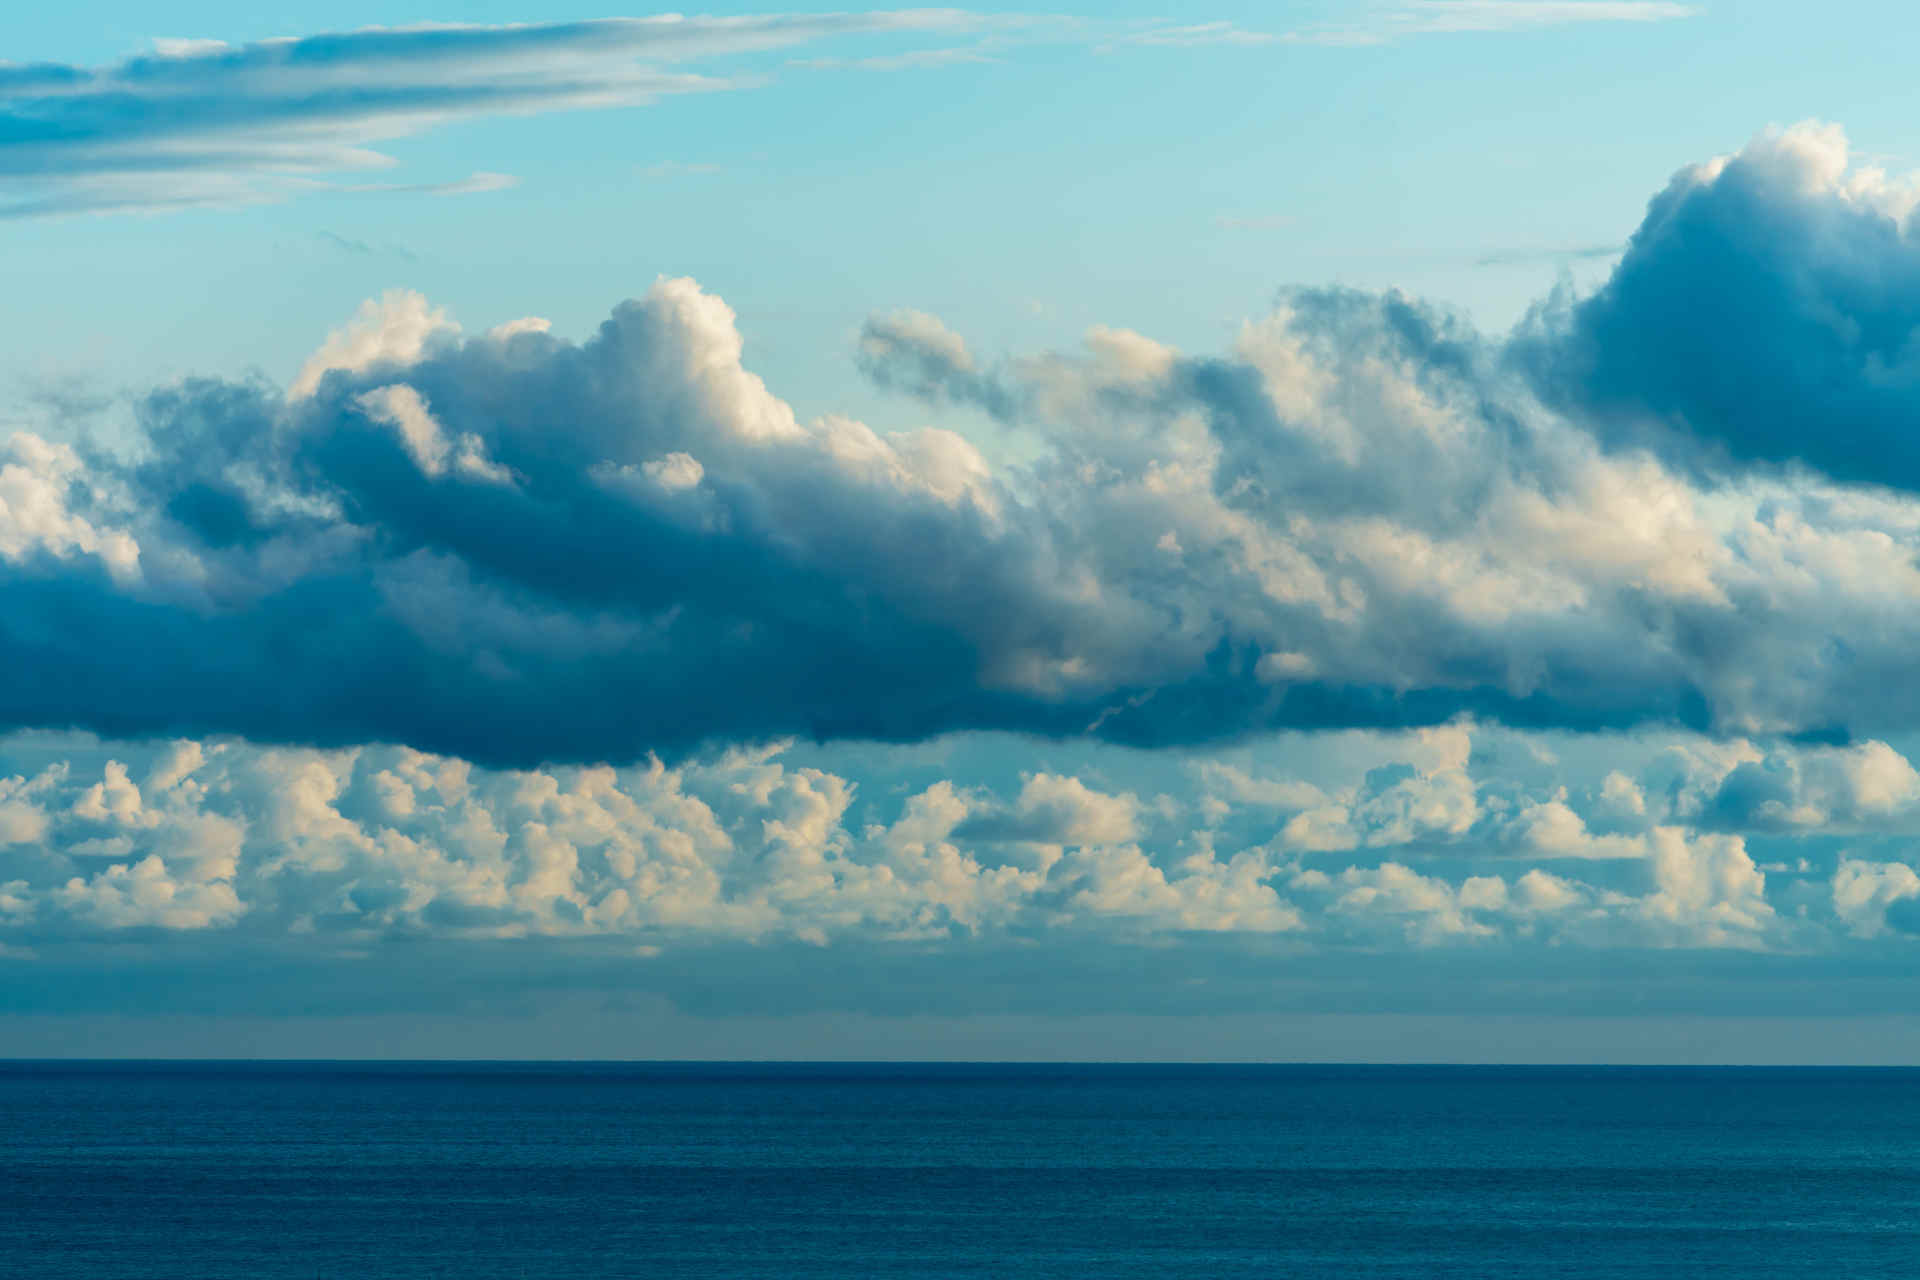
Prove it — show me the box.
[3,1061,1917,1277]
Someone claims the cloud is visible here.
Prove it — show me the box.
[23,127,1920,767]
[856,309,1020,421]
[1388,2,1700,33]
[23,714,1920,1035]
[790,46,999,71]
[1100,23,1278,50]
[1285,1,1697,44]
[1107,5,1695,50]
[0,8,1708,217]
[956,772,1141,848]
[0,722,1887,957]
[343,171,520,197]
[290,288,459,399]
[0,12,996,217]
[1517,121,1920,491]
[1473,243,1622,267]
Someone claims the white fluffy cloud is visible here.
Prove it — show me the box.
[1,721,1916,957]
[0,433,140,583]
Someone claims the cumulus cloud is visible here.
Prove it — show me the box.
[21,173,1920,763]
[1832,859,1920,938]
[291,290,458,399]
[0,734,1273,947]
[0,433,141,583]
[4,723,1899,958]
[15,127,1920,777]
[1519,122,1920,491]
[956,772,1141,849]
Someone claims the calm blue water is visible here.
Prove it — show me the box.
[4,1062,1919,1277]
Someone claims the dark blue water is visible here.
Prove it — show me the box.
[4,1062,1919,1277]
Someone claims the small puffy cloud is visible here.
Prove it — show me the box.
[72,761,147,826]
[57,856,243,930]
[642,452,705,492]
[0,799,47,846]
[0,433,141,583]
[1832,859,1920,938]
[1330,861,1494,942]
[1639,828,1772,946]
[1278,726,1480,853]
[1056,843,1302,933]
[1699,740,1920,833]
[958,773,1140,848]
[1505,793,1645,859]
[1595,770,1646,822]
[1194,761,1329,812]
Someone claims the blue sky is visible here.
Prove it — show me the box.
[10,2,1920,1061]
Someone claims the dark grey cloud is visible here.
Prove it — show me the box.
[0,276,1687,768]
[1515,122,1920,490]
[16,125,1920,764]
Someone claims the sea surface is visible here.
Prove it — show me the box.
[3,1061,1919,1277]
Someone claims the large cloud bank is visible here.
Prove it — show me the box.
[8,123,1920,767]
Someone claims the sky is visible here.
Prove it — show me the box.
[8,2,1920,1062]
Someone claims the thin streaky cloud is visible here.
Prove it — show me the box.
[790,46,998,71]
[1395,2,1700,32]
[343,171,520,196]
[316,230,377,254]
[1100,22,1277,50]
[316,230,420,261]
[1474,242,1623,266]
[1285,1,1699,45]
[0,12,1005,218]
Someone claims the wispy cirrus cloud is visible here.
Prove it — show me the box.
[1103,4,1697,53]
[316,230,419,261]
[1287,1,1700,44]
[343,171,520,197]
[1099,22,1278,50]
[1473,242,1622,266]
[789,45,1000,71]
[0,11,995,218]
[1389,1,1701,32]
[0,7,1701,217]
